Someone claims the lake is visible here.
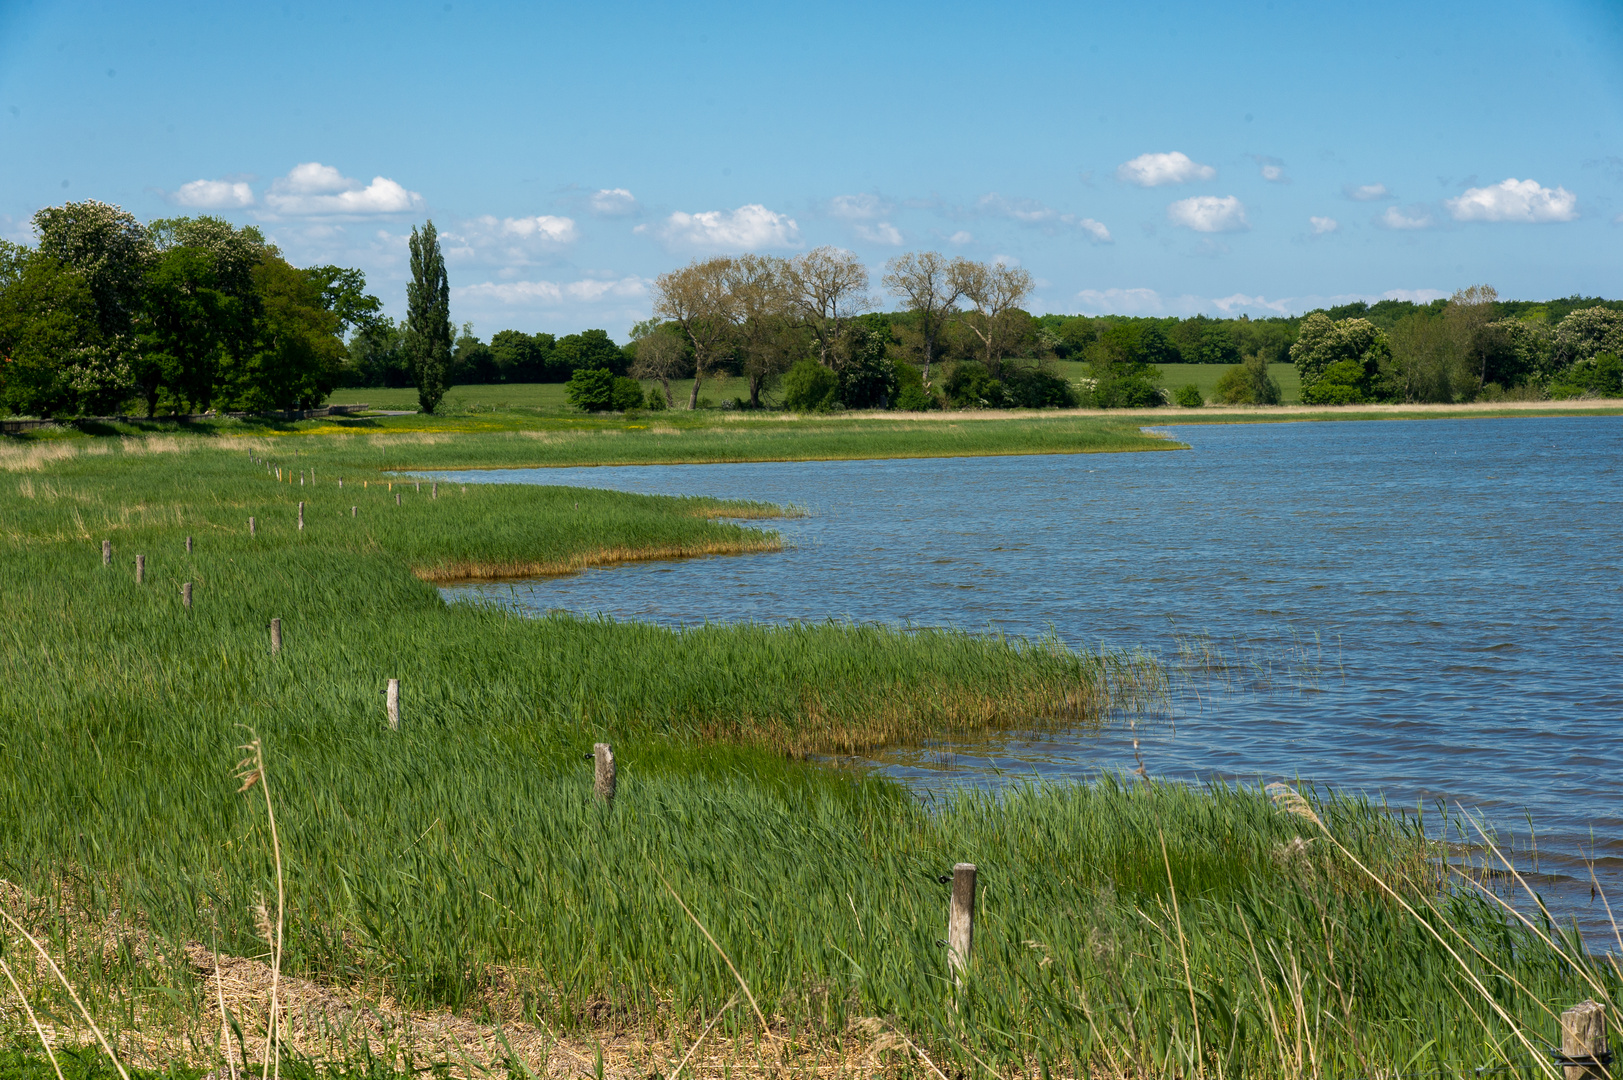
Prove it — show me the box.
[430,416,1622,938]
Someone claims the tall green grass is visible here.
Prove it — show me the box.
[0,432,1615,1079]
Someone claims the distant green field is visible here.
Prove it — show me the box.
[1052,360,1301,404]
[328,375,762,415]
[331,363,1301,414]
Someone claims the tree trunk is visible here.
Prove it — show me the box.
[688,369,704,410]
[659,377,674,408]
[748,371,763,409]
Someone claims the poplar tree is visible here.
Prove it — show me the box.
[406,220,451,414]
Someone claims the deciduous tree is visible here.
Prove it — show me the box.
[653,257,737,410]
[954,259,1034,376]
[882,251,966,385]
[785,247,870,368]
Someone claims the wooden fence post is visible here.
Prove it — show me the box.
[185,535,193,553]
[135,554,145,585]
[249,516,256,537]
[396,492,401,506]
[102,540,111,567]
[593,743,617,802]
[351,506,357,517]
[386,679,400,730]
[270,617,281,655]
[948,863,976,984]
[298,502,304,531]
[432,481,438,499]
[182,582,192,609]
[1559,1000,1609,1080]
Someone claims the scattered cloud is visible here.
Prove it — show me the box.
[172,178,255,209]
[442,215,579,266]
[828,193,891,220]
[263,162,422,216]
[977,192,1057,223]
[1379,205,1434,230]
[1067,216,1112,243]
[1310,216,1339,234]
[1251,155,1289,183]
[1167,195,1249,233]
[946,230,973,244]
[588,188,639,217]
[454,275,650,305]
[1445,178,1578,223]
[1075,287,1167,315]
[1116,151,1216,187]
[854,222,904,245]
[638,204,801,251]
[1345,183,1392,202]
[1073,287,1448,318]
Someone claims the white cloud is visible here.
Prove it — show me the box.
[173,178,255,209]
[947,230,973,244]
[1445,178,1578,223]
[442,215,579,267]
[1075,287,1167,315]
[1380,205,1433,230]
[978,192,1057,222]
[640,204,801,251]
[1345,183,1392,202]
[263,162,422,216]
[1167,195,1249,233]
[1382,288,1448,303]
[1067,216,1112,243]
[1310,216,1339,234]
[1116,151,1216,187]
[829,193,890,220]
[854,222,904,245]
[589,188,639,217]
[455,276,650,305]
[1212,293,1296,314]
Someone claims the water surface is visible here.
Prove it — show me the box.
[432,417,1622,934]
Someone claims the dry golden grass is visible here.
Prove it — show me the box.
[410,537,785,584]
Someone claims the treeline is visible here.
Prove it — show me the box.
[0,200,381,417]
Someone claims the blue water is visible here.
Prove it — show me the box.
[430,416,1623,936]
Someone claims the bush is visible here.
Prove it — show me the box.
[944,362,1005,408]
[1300,358,1371,405]
[891,360,938,410]
[1084,374,1163,408]
[782,358,839,412]
[611,376,644,411]
[1002,366,1078,408]
[643,386,668,410]
[1548,352,1623,399]
[1173,384,1204,408]
[838,323,897,408]
[566,369,645,412]
[1212,355,1282,405]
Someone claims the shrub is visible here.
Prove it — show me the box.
[1002,366,1078,408]
[1548,352,1623,399]
[944,362,1005,408]
[782,358,839,412]
[1173,384,1204,408]
[1083,373,1163,408]
[611,376,645,411]
[891,360,938,410]
[563,367,616,411]
[1300,358,1372,405]
[1212,355,1281,405]
[643,386,668,410]
[838,323,897,408]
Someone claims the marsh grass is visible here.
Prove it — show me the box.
[2,432,1618,1080]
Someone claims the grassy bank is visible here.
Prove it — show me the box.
[0,430,1616,1079]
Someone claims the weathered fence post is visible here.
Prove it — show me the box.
[298,501,305,530]
[432,481,438,499]
[135,554,145,585]
[102,540,111,566]
[338,477,343,488]
[1559,1000,1609,1080]
[948,863,976,984]
[185,535,193,554]
[415,481,420,493]
[351,506,357,517]
[249,516,256,536]
[270,617,282,655]
[182,582,192,609]
[386,678,400,730]
[395,492,401,506]
[593,743,617,802]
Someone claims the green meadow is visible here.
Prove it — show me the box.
[0,426,1615,1079]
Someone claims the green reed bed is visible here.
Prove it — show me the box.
[0,432,1615,1079]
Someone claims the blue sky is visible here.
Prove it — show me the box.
[2,0,1620,339]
